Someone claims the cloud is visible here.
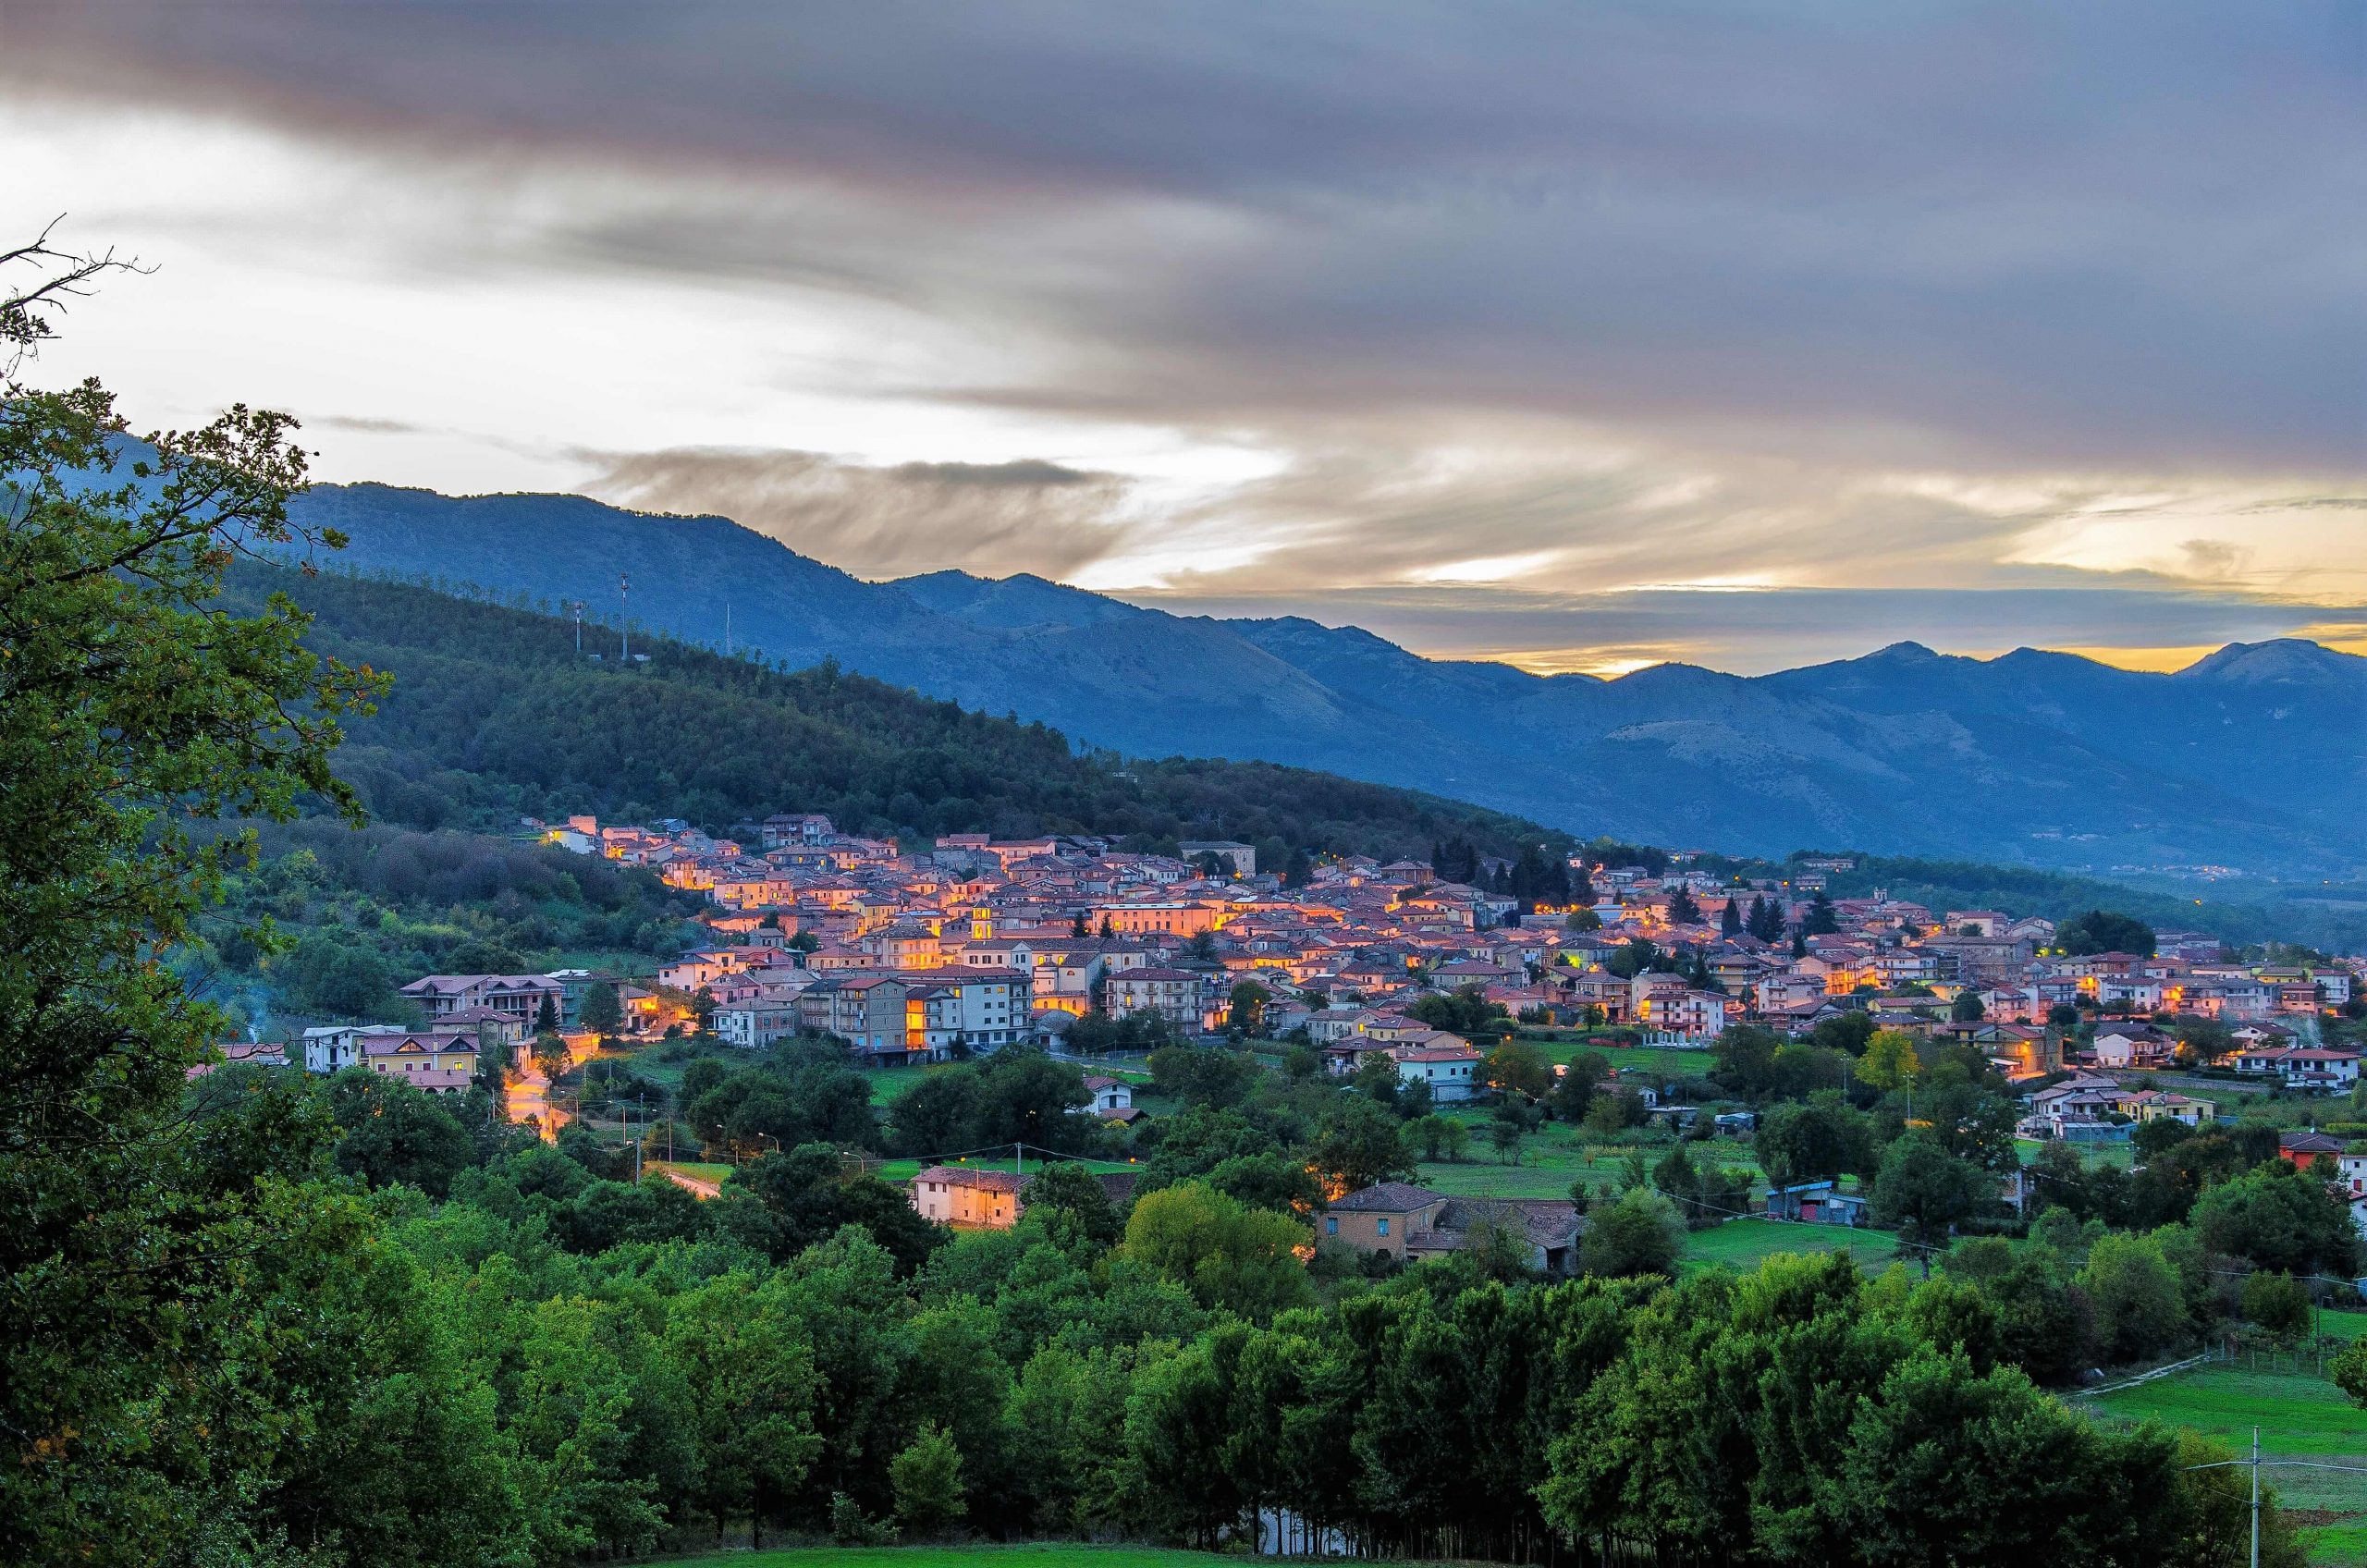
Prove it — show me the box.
[5,2,2361,671]
[577,447,1134,580]
[9,2,2362,471]
[315,413,424,435]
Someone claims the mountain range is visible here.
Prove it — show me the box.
[283,482,2367,879]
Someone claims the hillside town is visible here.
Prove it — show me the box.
[234,808,2367,1259]
[533,809,2360,1067]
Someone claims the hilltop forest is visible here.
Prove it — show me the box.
[225,562,1569,869]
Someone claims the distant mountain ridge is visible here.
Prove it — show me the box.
[283,482,2367,878]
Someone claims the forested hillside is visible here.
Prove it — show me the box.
[227,563,1567,865]
[285,482,2367,878]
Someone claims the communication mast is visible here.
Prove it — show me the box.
[619,574,630,661]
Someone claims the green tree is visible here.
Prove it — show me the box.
[2080,1231,2187,1365]
[327,1070,477,1196]
[0,234,392,1563]
[1489,1106,1526,1164]
[2056,909,2157,957]
[1484,1039,1553,1099]
[2240,1270,2312,1341]
[1227,980,1271,1035]
[1409,1113,1472,1162]
[1022,1160,1126,1253]
[1120,1182,1314,1319]
[1871,1131,1990,1247]
[2334,1335,2367,1408]
[1310,1097,1417,1193]
[667,1272,824,1545]
[889,1420,967,1537]
[580,980,625,1034]
[2193,1163,2361,1278]
[1950,989,1986,1023]
[1858,1028,1924,1093]
[1577,1188,1686,1277]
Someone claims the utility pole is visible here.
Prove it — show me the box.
[2251,1426,2260,1568]
[619,573,631,661]
[724,602,732,657]
[632,1093,645,1184]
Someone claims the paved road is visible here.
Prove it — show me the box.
[505,1065,570,1141]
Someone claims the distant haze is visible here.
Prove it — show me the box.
[6,2,2364,673]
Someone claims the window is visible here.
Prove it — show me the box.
[1326,1218,1338,1235]
[1377,1218,1390,1237]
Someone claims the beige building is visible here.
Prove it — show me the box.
[1320,1182,1449,1259]
[909,1164,1028,1229]
[1321,1182,1583,1273]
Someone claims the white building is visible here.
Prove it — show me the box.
[301,1025,362,1074]
[1391,1041,1482,1102]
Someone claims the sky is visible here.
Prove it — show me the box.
[5,2,2363,675]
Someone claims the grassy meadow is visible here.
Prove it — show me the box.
[2090,1366,2367,1566]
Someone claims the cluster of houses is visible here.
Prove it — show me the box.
[179,805,2367,1270]
[187,1024,485,1095]
[497,813,2358,1087]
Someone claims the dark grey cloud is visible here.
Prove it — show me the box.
[10,1,2363,472]
[578,447,1132,580]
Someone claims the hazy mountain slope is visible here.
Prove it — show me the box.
[282,482,2367,876]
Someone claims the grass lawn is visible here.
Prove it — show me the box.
[650,1160,732,1184]
[2088,1366,2367,1566]
[1679,1217,1902,1275]
[1575,1044,1721,1079]
[610,1038,735,1094]
[874,1155,1140,1183]
[1417,1159,1592,1199]
[662,1548,1227,1568]
[1420,1122,1771,1202]
[2014,1135,2138,1171]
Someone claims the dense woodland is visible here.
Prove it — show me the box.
[223,563,1571,868]
[152,1038,2328,1567]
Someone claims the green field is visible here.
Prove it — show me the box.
[1679,1217,1902,1275]
[2089,1366,2367,1566]
[650,1160,732,1183]
[875,1155,1139,1183]
[663,1548,1227,1568]
[1570,1043,1720,1078]
[1417,1159,1596,1199]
